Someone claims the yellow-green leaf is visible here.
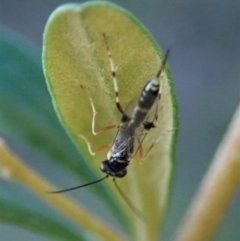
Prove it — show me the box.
[42,2,178,241]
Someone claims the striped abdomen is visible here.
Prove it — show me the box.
[130,78,160,128]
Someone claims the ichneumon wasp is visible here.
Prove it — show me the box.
[51,33,170,220]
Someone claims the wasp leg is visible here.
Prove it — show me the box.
[140,127,178,161]
[81,85,119,135]
[103,33,125,116]
[134,134,147,164]
[136,102,160,162]
[134,136,154,162]
[79,134,111,156]
[79,85,119,156]
[134,128,159,163]
[134,141,144,164]
[140,140,156,161]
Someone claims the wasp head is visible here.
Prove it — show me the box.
[100,159,127,178]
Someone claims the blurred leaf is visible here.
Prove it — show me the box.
[0,198,85,241]
[43,2,178,240]
[0,27,125,229]
[0,27,92,180]
[0,139,125,241]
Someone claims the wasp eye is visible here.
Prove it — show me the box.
[100,160,109,173]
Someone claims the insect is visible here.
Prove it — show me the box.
[52,33,170,219]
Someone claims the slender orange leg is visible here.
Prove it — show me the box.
[79,85,120,156]
[140,141,157,161]
[134,135,147,164]
[134,141,143,164]
[80,85,119,135]
[79,134,111,156]
[139,127,178,161]
[133,136,157,162]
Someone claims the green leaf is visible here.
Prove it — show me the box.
[0,27,92,181]
[0,197,85,241]
[0,26,125,230]
[0,27,91,241]
[43,2,178,241]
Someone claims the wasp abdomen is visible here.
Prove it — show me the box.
[129,78,160,128]
[138,78,160,110]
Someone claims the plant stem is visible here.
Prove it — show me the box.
[174,104,240,241]
[0,140,126,241]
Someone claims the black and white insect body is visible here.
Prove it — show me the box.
[100,78,161,178]
[100,35,169,179]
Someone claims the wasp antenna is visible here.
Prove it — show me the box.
[49,176,108,194]
[156,48,170,78]
[113,179,146,222]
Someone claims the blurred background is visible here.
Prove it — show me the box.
[0,0,239,240]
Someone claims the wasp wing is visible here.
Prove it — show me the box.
[113,95,160,157]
